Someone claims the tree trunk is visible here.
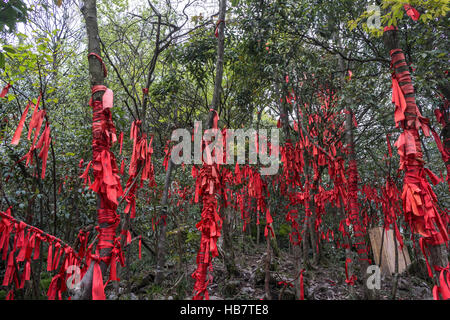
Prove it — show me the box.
[222,206,238,277]
[192,0,227,300]
[155,159,175,284]
[207,0,226,128]
[264,231,272,300]
[333,34,373,298]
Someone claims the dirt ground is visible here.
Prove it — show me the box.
[116,241,435,300]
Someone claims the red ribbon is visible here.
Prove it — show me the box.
[88,52,107,78]
[386,134,393,157]
[0,83,11,98]
[383,26,398,32]
[210,108,219,129]
[299,269,305,300]
[118,131,124,155]
[90,254,106,300]
[10,101,31,145]
[214,19,224,38]
[403,4,420,21]
[27,94,42,141]
[138,236,142,260]
[433,263,450,300]
[344,258,357,285]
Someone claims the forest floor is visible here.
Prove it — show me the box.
[113,241,435,300]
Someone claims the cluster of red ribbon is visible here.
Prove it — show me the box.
[10,93,51,179]
[403,4,420,21]
[381,178,404,248]
[190,106,277,299]
[0,208,83,300]
[277,86,368,286]
[191,111,222,300]
[433,97,450,192]
[123,120,156,219]
[191,162,222,300]
[190,154,279,300]
[345,159,369,260]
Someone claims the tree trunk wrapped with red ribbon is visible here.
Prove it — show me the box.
[192,163,222,300]
[85,83,124,299]
[384,28,449,299]
[74,0,125,299]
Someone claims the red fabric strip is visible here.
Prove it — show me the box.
[0,83,11,98]
[10,102,31,145]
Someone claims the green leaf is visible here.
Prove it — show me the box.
[3,46,16,54]
[0,52,4,70]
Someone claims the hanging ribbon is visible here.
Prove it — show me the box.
[214,19,225,38]
[0,83,11,98]
[344,258,357,285]
[192,141,223,299]
[10,102,31,145]
[403,4,420,21]
[88,52,107,78]
[299,269,305,300]
[210,108,219,129]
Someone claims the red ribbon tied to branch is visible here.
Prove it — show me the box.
[0,208,83,300]
[0,83,11,98]
[403,4,420,21]
[214,19,224,38]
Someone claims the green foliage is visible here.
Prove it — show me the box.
[40,276,52,293]
[348,0,449,37]
[0,0,28,33]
